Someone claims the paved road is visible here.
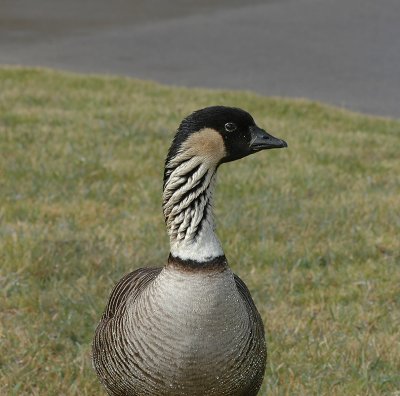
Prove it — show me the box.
[1,0,399,119]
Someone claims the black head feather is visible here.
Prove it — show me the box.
[166,106,255,162]
[164,106,287,187]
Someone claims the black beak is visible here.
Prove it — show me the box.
[249,126,288,151]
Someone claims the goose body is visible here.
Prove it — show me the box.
[92,106,287,395]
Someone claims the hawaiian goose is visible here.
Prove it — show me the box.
[92,106,287,395]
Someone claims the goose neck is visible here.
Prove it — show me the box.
[162,156,224,263]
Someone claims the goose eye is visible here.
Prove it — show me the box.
[224,122,237,132]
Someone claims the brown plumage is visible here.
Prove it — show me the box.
[93,259,266,395]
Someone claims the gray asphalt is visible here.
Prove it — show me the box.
[1,0,399,119]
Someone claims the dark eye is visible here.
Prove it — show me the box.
[224,122,237,132]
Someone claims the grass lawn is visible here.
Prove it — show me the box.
[0,67,399,395]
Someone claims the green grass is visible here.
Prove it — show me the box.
[0,67,399,396]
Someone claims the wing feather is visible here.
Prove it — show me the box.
[234,273,267,396]
[101,267,162,321]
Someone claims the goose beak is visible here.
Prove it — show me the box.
[249,126,287,152]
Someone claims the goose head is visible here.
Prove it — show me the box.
[165,106,287,176]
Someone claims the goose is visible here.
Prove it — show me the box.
[92,106,287,396]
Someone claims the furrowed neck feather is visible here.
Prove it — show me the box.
[162,150,224,263]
